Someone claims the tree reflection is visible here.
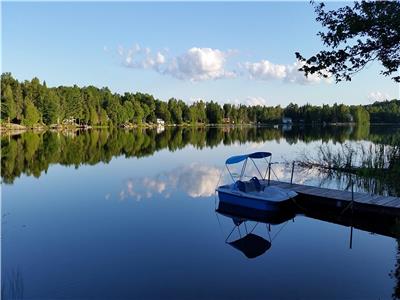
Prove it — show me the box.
[1,125,399,184]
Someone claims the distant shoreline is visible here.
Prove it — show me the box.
[1,122,399,136]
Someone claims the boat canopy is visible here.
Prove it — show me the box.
[225,155,248,165]
[224,151,273,182]
[225,152,271,165]
[248,152,272,159]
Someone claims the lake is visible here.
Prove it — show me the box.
[2,125,400,300]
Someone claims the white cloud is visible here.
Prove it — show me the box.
[242,59,331,84]
[166,47,236,81]
[227,96,269,107]
[285,61,330,84]
[244,96,269,106]
[115,43,332,84]
[367,91,391,102]
[117,44,235,82]
[243,60,286,80]
[116,163,222,201]
[118,44,166,71]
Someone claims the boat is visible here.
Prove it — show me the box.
[217,152,297,211]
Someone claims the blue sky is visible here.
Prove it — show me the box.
[2,2,398,106]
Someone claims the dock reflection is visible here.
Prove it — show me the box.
[216,199,400,259]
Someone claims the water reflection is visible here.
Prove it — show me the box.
[2,125,399,184]
[116,163,221,201]
[217,202,295,259]
[216,197,400,258]
[113,160,324,203]
[3,125,400,299]
[215,201,400,299]
[1,269,24,300]
[391,242,400,300]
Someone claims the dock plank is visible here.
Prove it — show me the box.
[267,180,400,210]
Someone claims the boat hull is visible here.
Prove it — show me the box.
[217,188,294,211]
[216,201,296,225]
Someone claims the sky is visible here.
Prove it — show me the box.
[2,1,399,107]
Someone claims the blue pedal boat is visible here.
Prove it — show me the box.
[217,152,297,211]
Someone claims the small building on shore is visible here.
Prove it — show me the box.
[282,117,292,124]
[156,118,165,126]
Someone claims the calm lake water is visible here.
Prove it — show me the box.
[2,125,400,300]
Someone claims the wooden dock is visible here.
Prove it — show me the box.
[268,180,400,215]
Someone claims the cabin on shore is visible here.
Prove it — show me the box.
[282,117,292,124]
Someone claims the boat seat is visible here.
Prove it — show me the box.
[250,177,263,191]
[235,179,260,193]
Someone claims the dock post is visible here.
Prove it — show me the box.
[351,179,354,201]
[268,163,271,186]
[349,175,354,249]
[290,161,295,184]
[349,225,353,249]
[351,176,354,212]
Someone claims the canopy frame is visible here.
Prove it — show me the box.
[225,152,272,183]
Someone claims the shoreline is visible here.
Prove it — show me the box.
[1,122,399,136]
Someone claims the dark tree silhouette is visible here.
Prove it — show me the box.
[296,1,400,82]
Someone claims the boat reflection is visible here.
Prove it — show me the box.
[216,198,400,259]
[216,202,296,259]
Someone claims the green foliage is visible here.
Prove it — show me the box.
[1,84,16,122]
[351,106,370,125]
[22,98,40,126]
[168,98,183,124]
[133,101,144,125]
[89,107,99,125]
[2,125,399,185]
[282,102,385,124]
[366,100,400,123]
[42,90,61,124]
[206,101,223,124]
[296,1,400,82]
[156,101,171,124]
[1,73,399,127]
[99,109,108,126]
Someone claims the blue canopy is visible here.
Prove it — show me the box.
[248,152,272,159]
[225,155,248,165]
[225,152,271,165]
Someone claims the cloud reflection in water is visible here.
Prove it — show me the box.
[116,163,222,201]
[111,160,325,202]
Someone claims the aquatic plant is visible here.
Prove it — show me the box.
[298,142,400,196]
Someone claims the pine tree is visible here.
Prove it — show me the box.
[22,97,40,126]
[99,109,108,126]
[89,107,99,125]
[1,84,16,124]
[42,90,60,124]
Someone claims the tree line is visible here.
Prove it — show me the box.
[1,73,399,127]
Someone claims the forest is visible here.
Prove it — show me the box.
[1,72,399,127]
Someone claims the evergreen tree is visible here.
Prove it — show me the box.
[206,101,223,124]
[133,101,144,125]
[22,98,40,126]
[89,107,99,125]
[1,84,16,123]
[42,90,60,124]
[351,105,370,124]
[99,109,108,126]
